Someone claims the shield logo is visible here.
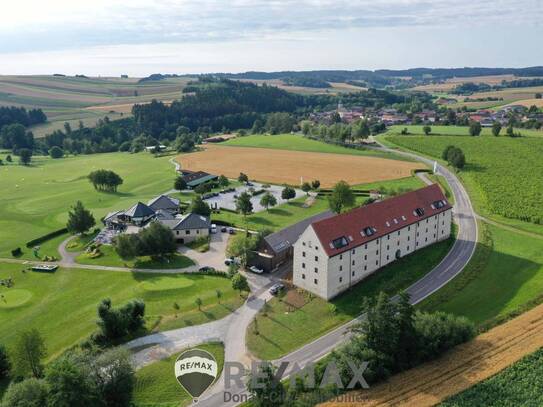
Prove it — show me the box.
[174,348,218,399]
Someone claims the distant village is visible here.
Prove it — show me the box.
[309,101,543,129]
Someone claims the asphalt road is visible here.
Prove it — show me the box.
[197,142,478,406]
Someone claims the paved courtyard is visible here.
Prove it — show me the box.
[203,182,303,212]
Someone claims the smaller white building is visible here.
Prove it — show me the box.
[293,184,453,300]
[156,213,210,244]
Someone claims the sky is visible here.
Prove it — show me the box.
[1,0,542,76]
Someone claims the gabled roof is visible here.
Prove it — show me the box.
[155,209,176,221]
[124,202,155,218]
[182,171,218,187]
[264,210,334,255]
[147,195,180,211]
[311,184,451,257]
[157,212,210,230]
[104,210,124,222]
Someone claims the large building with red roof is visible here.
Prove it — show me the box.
[293,184,452,300]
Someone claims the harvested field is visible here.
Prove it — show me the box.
[320,302,543,407]
[176,145,423,188]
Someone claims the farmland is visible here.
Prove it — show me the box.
[440,347,543,407]
[321,299,543,407]
[384,132,543,230]
[0,151,176,258]
[0,75,190,137]
[133,342,224,407]
[0,262,242,361]
[177,143,423,188]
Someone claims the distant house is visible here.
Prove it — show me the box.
[181,170,218,189]
[121,202,156,226]
[148,195,180,213]
[251,210,335,272]
[156,213,210,244]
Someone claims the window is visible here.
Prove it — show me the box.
[197,230,200,234]
[397,241,400,246]
[375,260,379,265]
[364,254,367,260]
[352,249,355,254]
[364,244,368,249]
[332,236,348,249]
[339,254,343,260]
[352,260,355,266]
[408,236,410,241]
[302,242,306,246]
[176,231,179,235]
[302,252,306,257]
[339,265,343,271]
[315,246,319,251]
[407,246,410,251]
[314,267,318,273]
[414,208,424,216]
[363,227,374,236]
[302,274,306,280]
[352,271,355,276]
[302,263,306,269]
[386,255,389,261]
[408,226,411,231]
[339,277,343,283]
[387,245,390,250]
[425,237,428,242]
[364,265,367,271]
[376,250,379,255]
[387,235,390,240]
[315,256,318,262]
[314,279,318,285]
[397,231,400,236]
[185,230,190,235]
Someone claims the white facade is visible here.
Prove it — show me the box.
[173,227,209,244]
[293,208,452,300]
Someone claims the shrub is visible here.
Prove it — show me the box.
[11,247,22,257]
[25,228,68,248]
[0,344,10,379]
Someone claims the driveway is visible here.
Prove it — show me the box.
[177,231,229,271]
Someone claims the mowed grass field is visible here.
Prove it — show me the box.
[0,262,242,361]
[0,152,176,258]
[133,342,224,407]
[178,138,423,188]
[0,75,191,137]
[383,130,543,234]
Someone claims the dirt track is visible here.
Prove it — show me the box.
[321,302,543,407]
[176,145,422,188]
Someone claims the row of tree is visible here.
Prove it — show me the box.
[0,106,46,129]
[114,222,176,260]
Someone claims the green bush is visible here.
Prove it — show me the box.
[26,228,68,248]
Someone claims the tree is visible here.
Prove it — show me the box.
[93,347,135,407]
[66,201,95,235]
[6,154,12,163]
[0,378,49,407]
[301,182,312,195]
[506,123,515,137]
[137,222,176,259]
[113,234,140,260]
[469,121,482,137]
[0,344,10,379]
[227,234,258,267]
[190,195,211,216]
[447,147,466,169]
[247,363,285,407]
[491,121,502,137]
[231,273,250,295]
[45,351,99,407]
[216,289,222,304]
[236,192,254,218]
[11,329,47,379]
[195,297,202,310]
[281,186,296,201]
[328,181,355,214]
[311,180,321,190]
[218,175,229,187]
[441,145,455,161]
[259,192,277,212]
[88,170,123,192]
[174,176,187,191]
[18,148,32,165]
[238,172,249,183]
[97,298,145,341]
[49,146,64,159]
[423,125,431,135]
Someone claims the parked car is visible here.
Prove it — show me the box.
[249,266,264,274]
[199,266,213,272]
[224,257,240,266]
[269,283,285,295]
[228,228,235,234]
[221,226,228,233]
[210,224,217,234]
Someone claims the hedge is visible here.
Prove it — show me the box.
[26,228,68,248]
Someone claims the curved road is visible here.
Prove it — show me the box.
[196,142,478,406]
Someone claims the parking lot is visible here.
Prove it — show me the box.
[202,182,303,213]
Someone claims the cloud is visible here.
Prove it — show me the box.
[1,0,542,53]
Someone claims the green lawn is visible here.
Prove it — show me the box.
[440,347,543,407]
[75,245,195,269]
[247,230,456,360]
[419,223,543,325]
[383,133,543,235]
[0,152,177,259]
[0,262,242,360]
[223,133,407,159]
[133,342,224,407]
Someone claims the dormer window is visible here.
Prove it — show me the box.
[332,236,349,249]
[433,200,446,209]
[363,227,375,236]
[414,208,425,217]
